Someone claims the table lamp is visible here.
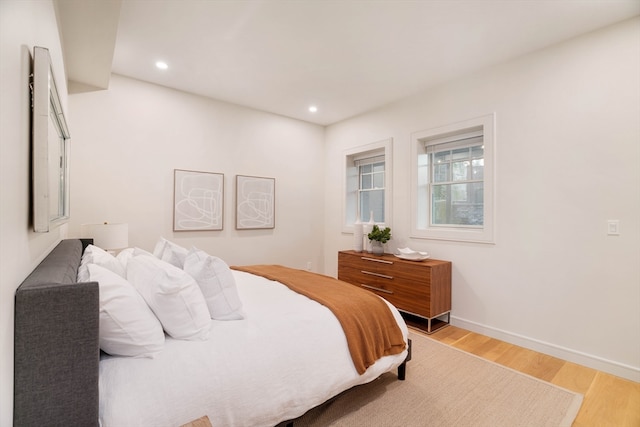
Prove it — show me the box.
[81,222,129,254]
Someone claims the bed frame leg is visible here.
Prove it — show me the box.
[397,338,412,381]
[398,362,407,380]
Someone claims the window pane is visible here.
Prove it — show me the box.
[372,162,384,173]
[431,182,483,226]
[453,182,483,225]
[471,145,483,158]
[452,161,469,181]
[472,158,484,180]
[361,189,385,222]
[434,163,449,182]
[434,151,449,163]
[360,164,372,173]
[452,147,469,160]
[361,174,372,189]
[373,172,384,188]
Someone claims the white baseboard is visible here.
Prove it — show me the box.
[450,316,640,383]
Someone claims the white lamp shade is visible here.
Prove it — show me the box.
[81,223,129,250]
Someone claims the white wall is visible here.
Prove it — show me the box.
[1,8,637,426]
[0,1,69,425]
[324,18,640,381]
[68,74,326,270]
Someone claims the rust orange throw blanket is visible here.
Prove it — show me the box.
[231,265,406,375]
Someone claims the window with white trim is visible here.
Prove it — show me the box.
[344,139,392,231]
[428,131,484,227]
[411,114,494,243]
[356,155,385,223]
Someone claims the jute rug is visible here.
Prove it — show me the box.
[294,332,583,427]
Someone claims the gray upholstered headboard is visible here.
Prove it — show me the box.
[14,239,99,427]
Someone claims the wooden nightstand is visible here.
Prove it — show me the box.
[338,250,452,333]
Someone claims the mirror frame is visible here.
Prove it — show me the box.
[32,46,71,233]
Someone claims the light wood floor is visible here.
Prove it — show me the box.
[420,325,640,427]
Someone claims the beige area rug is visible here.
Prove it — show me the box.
[294,332,583,427]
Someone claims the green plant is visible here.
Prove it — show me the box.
[368,225,391,243]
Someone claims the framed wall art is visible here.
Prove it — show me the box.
[236,175,275,229]
[174,169,224,231]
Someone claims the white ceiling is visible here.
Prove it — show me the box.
[58,0,640,125]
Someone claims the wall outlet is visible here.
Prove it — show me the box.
[306,261,312,271]
[607,220,620,236]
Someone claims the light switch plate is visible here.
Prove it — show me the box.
[607,220,620,236]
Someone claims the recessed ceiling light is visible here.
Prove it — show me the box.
[155,61,168,70]
[308,105,318,113]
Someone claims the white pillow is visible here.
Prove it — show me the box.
[77,244,126,282]
[126,254,212,340]
[117,247,156,272]
[88,264,165,358]
[116,247,135,270]
[153,237,188,268]
[183,248,245,320]
[132,246,154,258]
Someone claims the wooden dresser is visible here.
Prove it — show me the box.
[338,250,452,333]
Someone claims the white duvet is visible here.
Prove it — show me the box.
[99,270,409,427]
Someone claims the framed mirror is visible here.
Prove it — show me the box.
[32,46,70,232]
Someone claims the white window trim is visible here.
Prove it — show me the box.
[343,138,393,234]
[410,114,495,244]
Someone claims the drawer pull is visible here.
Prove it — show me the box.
[361,270,393,280]
[361,284,394,294]
[360,256,393,265]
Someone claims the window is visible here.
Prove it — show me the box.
[344,139,392,231]
[356,155,385,223]
[411,114,494,243]
[429,132,484,227]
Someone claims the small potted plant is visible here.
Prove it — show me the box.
[367,225,391,255]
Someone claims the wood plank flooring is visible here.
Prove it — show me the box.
[424,325,640,427]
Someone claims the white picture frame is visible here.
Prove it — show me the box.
[235,175,275,230]
[173,169,224,231]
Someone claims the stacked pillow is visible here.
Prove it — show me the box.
[127,250,211,341]
[78,244,126,282]
[79,238,245,358]
[184,248,244,320]
[153,237,188,268]
[87,263,165,358]
[153,237,245,319]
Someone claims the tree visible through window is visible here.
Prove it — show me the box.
[430,142,484,227]
[411,113,494,243]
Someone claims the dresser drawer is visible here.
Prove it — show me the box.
[342,253,430,281]
[338,265,430,314]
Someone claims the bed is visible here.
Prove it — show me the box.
[14,239,410,427]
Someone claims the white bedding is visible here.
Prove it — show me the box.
[99,270,409,427]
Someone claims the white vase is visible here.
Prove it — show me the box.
[364,211,375,252]
[353,212,363,252]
